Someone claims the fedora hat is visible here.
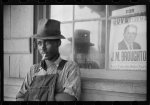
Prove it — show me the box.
[32,18,65,39]
[68,29,94,46]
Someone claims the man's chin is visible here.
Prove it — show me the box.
[43,56,54,60]
[43,57,49,60]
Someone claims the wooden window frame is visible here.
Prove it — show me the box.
[34,5,146,81]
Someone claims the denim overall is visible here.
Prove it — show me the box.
[24,60,67,101]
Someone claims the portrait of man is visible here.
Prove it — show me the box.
[118,24,141,50]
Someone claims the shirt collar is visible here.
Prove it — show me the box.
[124,39,133,49]
[54,56,62,67]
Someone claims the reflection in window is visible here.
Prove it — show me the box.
[75,5,105,19]
[51,5,73,21]
[71,21,105,69]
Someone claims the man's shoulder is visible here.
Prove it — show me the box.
[133,42,141,49]
[65,60,79,67]
[118,40,127,50]
[63,60,79,70]
[133,42,140,46]
[30,63,40,73]
[31,63,40,68]
[118,40,125,45]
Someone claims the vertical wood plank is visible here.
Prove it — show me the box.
[4,5,11,39]
[19,54,33,78]
[10,55,20,77]
[10,54,33,78]
[11,5,33,38]
[4,55,10,77]
[4,39,30,53]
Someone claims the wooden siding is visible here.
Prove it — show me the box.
[10,5,33,38]
[3,5,11,39]
[4,5,34,101]
[4,78,146,101]
[4,55,10,77]
[81,69,146,81]
[9,54,33,78]
[4,39,31,54]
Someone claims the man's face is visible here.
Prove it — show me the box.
[124,26,137,44]
[37,39,59,60]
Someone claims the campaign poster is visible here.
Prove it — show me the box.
[109,5,147,70]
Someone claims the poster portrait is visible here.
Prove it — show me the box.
[109,5,147,70]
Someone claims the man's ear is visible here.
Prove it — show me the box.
[57,40,61,47]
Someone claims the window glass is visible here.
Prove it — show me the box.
[75,5,105,20]
[73,21,105,69]
[51,5,73,21]
[108,5,134,16]
[59,23,73,60]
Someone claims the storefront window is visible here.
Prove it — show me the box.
[50,5,146,71]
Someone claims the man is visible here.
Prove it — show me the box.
[16,19,81,101]
[68,29,99,69]
[118,24,141,50]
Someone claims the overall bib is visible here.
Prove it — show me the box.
[24,60,67,101]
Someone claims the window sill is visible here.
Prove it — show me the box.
[80,69,146,81]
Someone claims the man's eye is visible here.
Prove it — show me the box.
[45,41,52,45]
[37,41,42,46]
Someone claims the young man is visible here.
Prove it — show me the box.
[16,19,81,101]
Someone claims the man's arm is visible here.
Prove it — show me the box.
[16,78,29,101]
[16,66,34,101]
[16,98,24,101]
[55,93,77,101]
[55,61,81,101]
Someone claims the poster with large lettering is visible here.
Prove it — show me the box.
[109,5,147,70]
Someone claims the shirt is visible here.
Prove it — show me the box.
[16,57,81,101]
[124,39,133,50]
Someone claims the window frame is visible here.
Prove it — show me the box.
[34,5,146,81]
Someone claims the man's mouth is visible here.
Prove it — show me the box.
[42,54,46,60]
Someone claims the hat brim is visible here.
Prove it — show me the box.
[32,34,65,39]
[68,37,94,46]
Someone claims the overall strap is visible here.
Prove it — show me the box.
[57,59,67,71]
[34,59,67,73]
[33,64,41,73]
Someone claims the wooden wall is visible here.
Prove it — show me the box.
[4,77,146,101]
[4,5,34,100]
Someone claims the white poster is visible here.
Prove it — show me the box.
[109,5,147,70]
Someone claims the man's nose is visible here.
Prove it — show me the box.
[41,42,46,50]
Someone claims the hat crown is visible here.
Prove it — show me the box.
[74,29,90,43]
[68,29,94,46]
[37,19,60,36]
[33,18,65,39]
